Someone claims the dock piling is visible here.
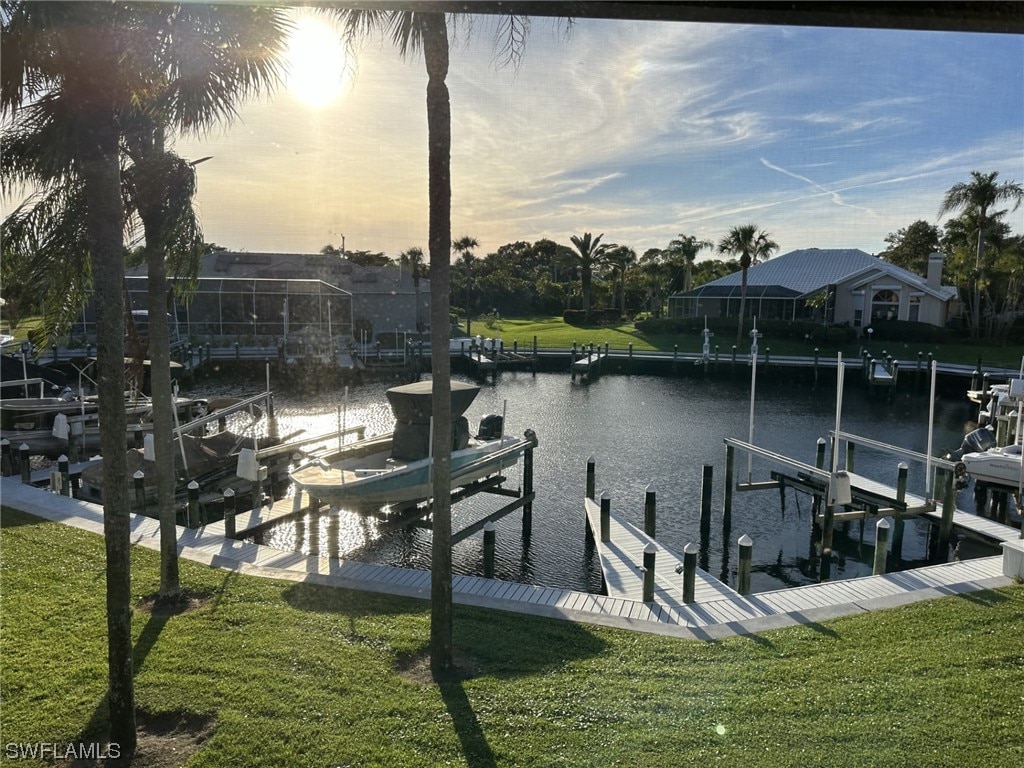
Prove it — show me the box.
[873,518,890,575]
[224,488,237,538]
[19,444,31,484]
[724,445,734,518]
[133,470,146,511]
[938,467,956,553]
[700,464,713,533]
[586,456,596,500]
[642,542,656,602]
[600,491,611,543]
[483,522,496,578]
[58,454,71,497]
[681,542,697,603]
[644,484,656,538]
[892,462,908,557]
[1,439,10,477]
[187,480,201,527]
[737,534,753,595]
[523,441,534,534]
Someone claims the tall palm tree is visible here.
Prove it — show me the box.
[2,2,288,748]
[334,9,458,677]
[717,224,778,344]
[568,232,610,321]
[452,235,479,334]
[665,234,713,294]
[602,244,636,316]
[399,246,426,332]
[939,170,1024,337]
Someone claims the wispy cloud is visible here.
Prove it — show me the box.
[760,158,877,214]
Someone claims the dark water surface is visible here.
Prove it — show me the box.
[203,369,994,594]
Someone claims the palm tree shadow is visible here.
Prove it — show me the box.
[439,681,497,768]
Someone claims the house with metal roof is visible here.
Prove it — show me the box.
[667,248,959,331]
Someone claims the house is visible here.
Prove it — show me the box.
[111,251,430,346]
[667,248,959,330]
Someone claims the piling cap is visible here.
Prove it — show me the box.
[188,480,200,490]
[600,490,610,500]
[738,534,753,547]
[133,470,145,479]
[57,454,68,463]
[645,483,656,494]
[817,437,827,445]
[19,443,30,451]
[484,521,495,532]
[587,455,596,465]
[223,488,235,498]
[644,542,657,554]
[898,462,909,470]
[683,542,698,554]
[876,517,891,529]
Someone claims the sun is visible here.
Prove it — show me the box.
[285,15,348,109]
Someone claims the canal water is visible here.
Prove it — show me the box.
[199,369,996,594]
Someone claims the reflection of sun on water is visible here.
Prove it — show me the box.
[285,14,348,108]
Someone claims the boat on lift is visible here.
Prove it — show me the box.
[290,381,537,508]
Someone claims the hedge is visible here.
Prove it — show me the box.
[634,317,857,344]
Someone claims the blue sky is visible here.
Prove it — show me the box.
[177,12,1023,262]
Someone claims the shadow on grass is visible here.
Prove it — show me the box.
[282,580,429,619]
[0,506,48,529]
[953,587,1012,607]
[440,682,497,768]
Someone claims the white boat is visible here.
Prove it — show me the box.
[290,381,536,508]
[960,443,1024,487]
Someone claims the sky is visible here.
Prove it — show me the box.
[175,9,1024,263]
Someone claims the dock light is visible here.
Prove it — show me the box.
[828,470,852,506]
[674,563,685,574]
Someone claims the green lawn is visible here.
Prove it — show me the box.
[461,315,1024,368]
[2,509,1022,767]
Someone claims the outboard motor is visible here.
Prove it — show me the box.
[949,425,997,460]
[477,414,504,440]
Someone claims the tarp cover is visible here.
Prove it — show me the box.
[386,381,480,461]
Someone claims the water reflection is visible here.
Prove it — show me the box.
[203,370,1003,593]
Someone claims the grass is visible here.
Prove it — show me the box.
[2,509,1023,767]
[462,315,1024,368]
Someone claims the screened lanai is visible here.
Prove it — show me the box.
[74,276,353,350]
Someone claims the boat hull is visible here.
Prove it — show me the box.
[290,434,523,507]
[961,447,1024,487]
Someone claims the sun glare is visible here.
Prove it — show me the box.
[285,16,348,109]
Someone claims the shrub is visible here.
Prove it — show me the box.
[864,320,953,344]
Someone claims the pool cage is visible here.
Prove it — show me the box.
[74,276,353,355]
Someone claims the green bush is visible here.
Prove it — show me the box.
[865,320,953,343]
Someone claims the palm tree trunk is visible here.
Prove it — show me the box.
[423,12,454,678]
[736,265,748,345]
[80,110,137,752]
[136,141,182,602]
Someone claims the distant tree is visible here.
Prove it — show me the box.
[399,246,426,331]
[452,235,478,333]
[664,234,713,293]
[602,244,636,315]
[939,170,1024,337]
[717,224,778,343]
[880,220,941,275]
[567,232,610,321]
[346,249,391,267]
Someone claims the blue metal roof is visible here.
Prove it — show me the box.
[672,248,954,299]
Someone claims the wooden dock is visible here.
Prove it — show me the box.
[583,496,738,604]
[571,351,607,379]
[2,477,1014,640]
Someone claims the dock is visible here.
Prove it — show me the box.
[571,350,607,379]
[583,496,737,605]
[2,477,1017,640]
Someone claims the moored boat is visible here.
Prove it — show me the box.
[290,381,537,508]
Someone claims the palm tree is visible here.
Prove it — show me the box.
[717,224,779,344]
[2,2,288,748]
[333,9,458,678]
[602,244,636,316]
[665,234,713,294]
[399,246,426,332]
[452,235,479,334]
[568,232,610,321]
[939,171,1024,337]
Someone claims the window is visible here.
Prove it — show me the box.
[871,290,899,321]
[908,296,920,322]
[854,309,862,328]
